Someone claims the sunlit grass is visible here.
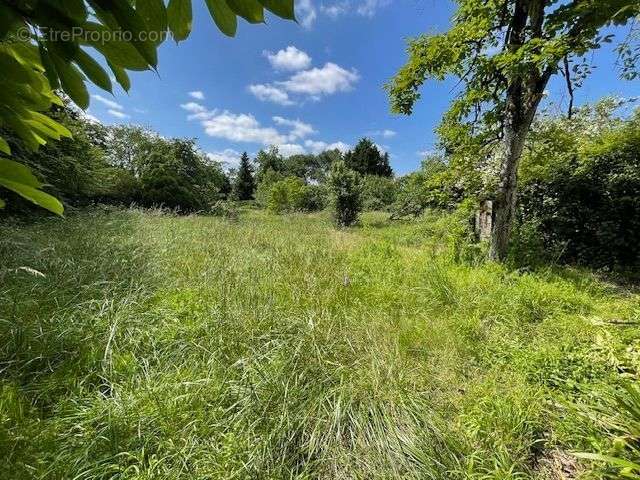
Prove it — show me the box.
[1,207,639,479]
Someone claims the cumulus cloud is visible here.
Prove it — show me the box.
[263,46,312,71]
[182,102,323,159]
[92,94,123,110]
[278,63,359,97]
[207,148,242,168]
[277,143,307,157]
[189,91,205,100]
[200,111,287,145]
[250,53,358,105]
[304,139,350,154]
[108,109,130,119]
[272,116,316,140]
[180,102,207,113]
[297,0,317,27]
[369,129,396,138]
[248,84,295,106]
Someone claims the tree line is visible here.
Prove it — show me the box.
[1,102,397,221]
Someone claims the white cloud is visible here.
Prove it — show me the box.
[297,0,317,27]
[369,129,396,138]
[201,111,287,145]
[277,143,306,157]
[180,102,207,114]
[189,91,205,100]
[92,94,123,110]
[263,46,312,71]
[356,0,390,17]
[207,148,242,168]
[272,116,316,140]
[320,2,348,18]
[108,109,130,119]
[319,0,390,19]
[278,62,359,97]
[304,139,350,154]
[183,104,322,157]
[248,84,295,106]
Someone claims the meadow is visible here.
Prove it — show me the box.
[1,207,639,479]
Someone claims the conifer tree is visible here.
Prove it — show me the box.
[344,138,393,177]
[233,152,256,201]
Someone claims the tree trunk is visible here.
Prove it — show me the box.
[488,120,529,261]
[487,0,551,261]
[489,82,547,261]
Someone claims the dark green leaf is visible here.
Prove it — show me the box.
[167,0,193,42]
[83,22,150,71]
[108,61,131,91]
[90,0,158,68]
[38,43,60,90]
[0,52,32,84]
[0,178,64,215]
[137,0,168,44]
[75,48,113,92]
[0,136,10,155]
[51,52,90,109]
[204,0,238,37]
[0,111,45,150]
[0,4,23,39]
[0,158,43,188]
[61,0,88,22]
[226,0,265,24]
[258,0,295,20]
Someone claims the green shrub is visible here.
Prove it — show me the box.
[298,184,328,212]
[255,169,284,207]
[266,177,306,214]
[390,156,456,219]
[361,175,397,211]
[516,106,640,269]
[328,160,362,227]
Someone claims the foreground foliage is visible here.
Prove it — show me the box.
[1,208,639,478]
[0,0,296,212]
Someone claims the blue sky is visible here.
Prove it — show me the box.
[86,0,640,174]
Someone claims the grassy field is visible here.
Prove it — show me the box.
[1,207,639,479]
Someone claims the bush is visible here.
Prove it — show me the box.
[264,177,327,214]
[390,156,456,219]
[267,177,306,214]
[516,105,640,269]
[361,175,397,211]
[327,161,362,227]
[298,184,328,212]
[209,200,239,219]
[255,169,284,207]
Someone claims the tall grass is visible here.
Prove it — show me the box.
[1,207,638,479]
